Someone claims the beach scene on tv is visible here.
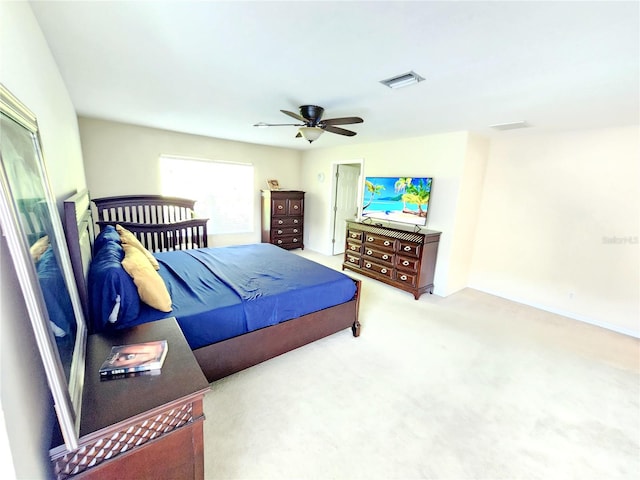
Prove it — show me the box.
[362,177,432,226]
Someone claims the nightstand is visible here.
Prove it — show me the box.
[50,318,210,479]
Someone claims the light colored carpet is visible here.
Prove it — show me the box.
[203,250,639,480]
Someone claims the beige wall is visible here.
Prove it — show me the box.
[470,125,639,336]
[78,117,302,246]
[0,2,87,478]
[300,131,484,297]
[301,126,639,336]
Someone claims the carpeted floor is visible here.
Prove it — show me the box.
[202,250,639,480]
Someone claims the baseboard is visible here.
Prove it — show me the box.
[468,286,640,339]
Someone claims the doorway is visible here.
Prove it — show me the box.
[331,160,363,255]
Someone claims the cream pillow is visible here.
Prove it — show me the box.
[115,224,160,270]
[121,244,172,312]
[30,235,49,262]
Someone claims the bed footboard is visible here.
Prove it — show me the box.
[194,279,361,382]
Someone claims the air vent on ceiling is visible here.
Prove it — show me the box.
[489,121,530,131]
[380,71,425,89]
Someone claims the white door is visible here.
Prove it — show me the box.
[332,163,361,255]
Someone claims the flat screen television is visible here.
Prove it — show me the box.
[361,176,432,227]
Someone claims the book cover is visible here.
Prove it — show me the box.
[99,340,168,377]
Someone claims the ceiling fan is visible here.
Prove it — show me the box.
[254,105,363,143]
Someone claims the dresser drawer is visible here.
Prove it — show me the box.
[362,259,393,278]
[363,247,394,266]
[396,256,419,272]
[346,241,362,254]
[363,233,395,251]
[273,226,302,237]
[273,235,303,248]
[347,229,363,242]
[272,216,303,227]
[272,199,288,216]
[396,271,417,287]
[397,240,421,258]
[288,199,303,215]
[345,254,361,267]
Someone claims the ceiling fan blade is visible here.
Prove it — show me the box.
[324,125,357,137]
[281,110,306,122]
[254,122,303,127]
[321,116,364,126]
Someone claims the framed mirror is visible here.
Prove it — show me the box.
[0,84,86,450]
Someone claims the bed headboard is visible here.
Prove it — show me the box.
[63,190,94,320]
[92,194,209,252]
[63,191,209,319]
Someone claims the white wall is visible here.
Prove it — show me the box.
[0,2,87,478]
[446,133,489,293]
[300,131,485,297]
[78,117,302,246]
[470,126,639,337]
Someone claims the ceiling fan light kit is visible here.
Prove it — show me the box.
[299,126,324,143]
[254,104,363,143]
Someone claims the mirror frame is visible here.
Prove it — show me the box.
[0,83,86,450]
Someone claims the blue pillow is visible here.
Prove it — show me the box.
[37,246,75,338]
[88,239,140,332]
[93,225,121,254]
[36,246,75,374]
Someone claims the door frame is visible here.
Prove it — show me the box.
[330,158,364,255]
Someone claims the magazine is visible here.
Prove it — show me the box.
[99,340,168,377]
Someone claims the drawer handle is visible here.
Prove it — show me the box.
[278,220,283,224]
[367,236,374,242]
[365,263,372,268]
[351,233,357,238]
[382,254,389,260]
[293,205,299,209]
[293,229,298,233]
[402,260,410,266]
[293,238,298,242]
[381,268,388,274]
[400,274,407,281]
[277,205,284,210]
[384,240,391,246]
[277,240,283,244]
[367,250,373,255]
[404,246,411,251]
[350,245,357,251]
[293,219,299,224]
[277,230,283,234]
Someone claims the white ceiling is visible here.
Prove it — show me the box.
[30,1,639,150]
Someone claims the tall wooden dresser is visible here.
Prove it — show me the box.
[342,220,441,300]
[261,190,305,250]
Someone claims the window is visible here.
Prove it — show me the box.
[159,155,254,234]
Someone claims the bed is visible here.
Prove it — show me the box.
[63,190,361,382]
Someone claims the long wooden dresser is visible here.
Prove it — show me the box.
[342,220,441,299]
[261,190,305,250]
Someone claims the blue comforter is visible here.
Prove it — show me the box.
[133,244,356,349]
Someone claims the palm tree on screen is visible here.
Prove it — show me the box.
[363,180,385,210]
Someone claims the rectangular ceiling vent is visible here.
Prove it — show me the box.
[489,121,530,131]
[380,71,425,89]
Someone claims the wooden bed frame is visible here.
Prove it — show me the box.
[63,190,361,382]
[92,194,209,252]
